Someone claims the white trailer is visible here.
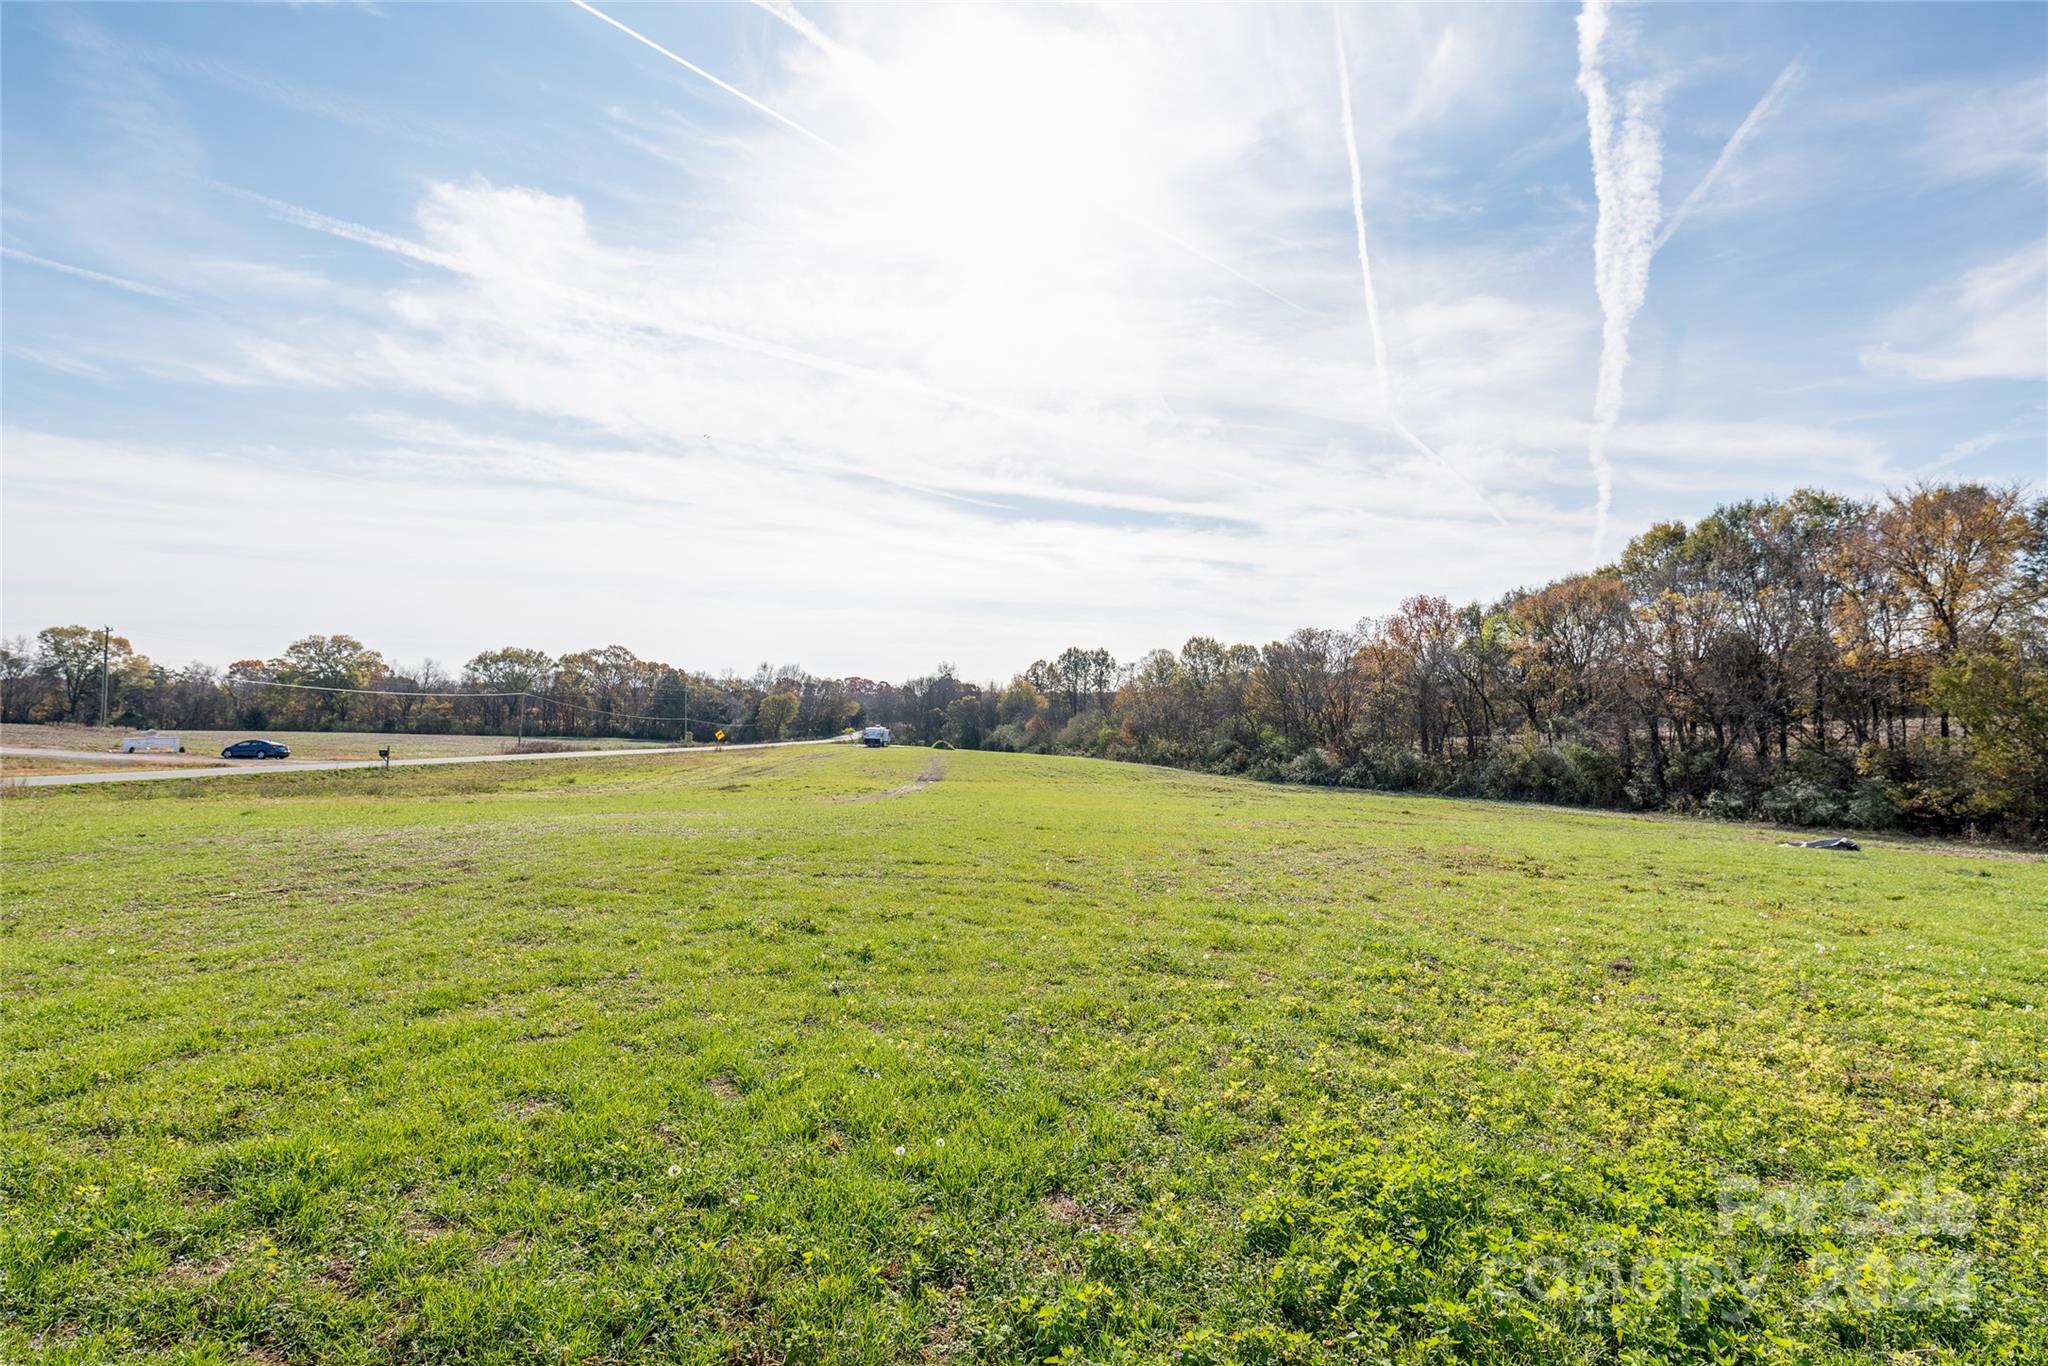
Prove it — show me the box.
[119,732,183,753]
[861,726,891,748]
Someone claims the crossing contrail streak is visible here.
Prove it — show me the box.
[748,0,848,66]
[1334,21,1393,418]
[1,246,180,299]
[1576,0,1663,556]
[1332,7,1510,528]
[1121,212,1314,313]
[569,0,842,155]
[1654,59,1803,255]
[216,184,460,269]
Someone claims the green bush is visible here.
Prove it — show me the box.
[1760,780,1851,827]
[1846,777,1903,829]
[1339,743,1444,793]
[1280,748,1339,785]
[1703,788,1754,821]
[1054,709,1115,755]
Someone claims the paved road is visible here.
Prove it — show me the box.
[3,738,838,788]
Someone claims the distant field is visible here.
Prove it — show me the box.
[0,724,665,761]
[2,748,2042,1363]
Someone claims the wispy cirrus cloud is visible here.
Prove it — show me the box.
[1860,244,2048,384]
[1899,73,2048,187]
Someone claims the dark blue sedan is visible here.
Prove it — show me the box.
[221,739,291,760]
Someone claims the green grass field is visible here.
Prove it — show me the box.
[3,747,2042,1363]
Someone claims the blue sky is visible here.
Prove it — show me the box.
[3,1,2043,679]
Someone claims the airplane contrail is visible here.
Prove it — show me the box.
[2,246,180,300]
[1332,7,1510,528]
[1575,0,1663,556]
[215,184,461,270]
[568,0,842,155]
[1119,211,1314,314]
[1333,20,1393,417]
[748,0,848,66]
[1654,59,1804,255]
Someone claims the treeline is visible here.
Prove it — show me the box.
[907,484,2046,840]
[0,634,878,746]
[4,482,2041,837]
[0,619,1006,751]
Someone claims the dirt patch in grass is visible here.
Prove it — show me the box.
[1042,1190,1137,1236]
[400,1208,453,1244]
[164,1251,236,1287]
[847,757,947,802]
[919,1282,969,1363]
[477,1235,524,1267]
[314,1257,359,1294]
[1043,1191,1086,1224]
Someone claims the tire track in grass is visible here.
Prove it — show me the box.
[845,757,947,803]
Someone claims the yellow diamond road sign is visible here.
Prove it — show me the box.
[714,729,725,742]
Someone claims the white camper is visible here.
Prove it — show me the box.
[861,726,891,748]
[119,732,183,754]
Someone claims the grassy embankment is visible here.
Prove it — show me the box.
[1,724,665,762]
[2,746,2042,1363]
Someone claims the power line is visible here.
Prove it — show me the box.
[526,692,700,726]
[224,677,523,698]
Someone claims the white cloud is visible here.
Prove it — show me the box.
[0,421,1576,675]
[1860,244,2048,384]
[151,3,1609,553]
[6,3,2041,673]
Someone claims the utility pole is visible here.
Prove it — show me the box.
[517,691,526,745]
[98,626,110,728]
